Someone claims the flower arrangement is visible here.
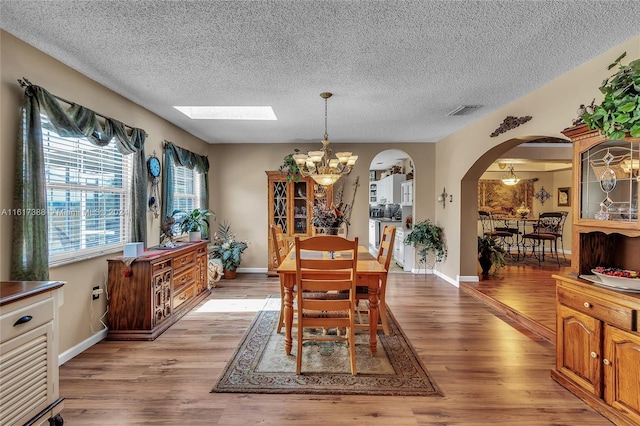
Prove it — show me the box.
[209,221,249,272]
[311,201,347,229]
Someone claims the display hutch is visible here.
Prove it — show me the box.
[552,124,640,426]
[266,171,332,275]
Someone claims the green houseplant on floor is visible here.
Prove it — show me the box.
[477,236,506,276]
[209,221,248,279]
[404,219,447,269]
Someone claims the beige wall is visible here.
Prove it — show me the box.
[1,31,210,355]
[436,34,640,281]
[206,142,435,270]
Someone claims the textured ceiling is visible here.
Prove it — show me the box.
[1,1,639,147]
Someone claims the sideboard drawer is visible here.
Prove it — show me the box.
[152,259,172,274]
[173,252,195,271]
[173,285,194,310]
[0,298,54,343]
[557,285,636,331]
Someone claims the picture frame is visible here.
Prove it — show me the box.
[558,187,571,207]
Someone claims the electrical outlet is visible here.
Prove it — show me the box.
[92,286,103,300]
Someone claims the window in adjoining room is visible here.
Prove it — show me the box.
[42,115,132,266]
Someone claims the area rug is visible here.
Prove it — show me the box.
[211,297,442,396]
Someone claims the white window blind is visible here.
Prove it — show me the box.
[42,115,132,266]
[170,162,202,234]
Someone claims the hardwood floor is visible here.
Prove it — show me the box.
[57,270,610,425]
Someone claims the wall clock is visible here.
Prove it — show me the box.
[147,155,161,178]
[147,154,161,218]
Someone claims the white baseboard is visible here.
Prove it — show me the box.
[59,328,107,366]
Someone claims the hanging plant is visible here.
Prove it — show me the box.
[581,52,640,139]
[279,149,302,182]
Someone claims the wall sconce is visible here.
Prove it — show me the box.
[437,187,448,209]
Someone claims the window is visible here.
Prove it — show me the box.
[42,115,132,266]
[170,162,203,234]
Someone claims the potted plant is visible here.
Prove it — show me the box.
[404,219,447,268]
[178,208,214,241]
[477,236,506,276]
[279,149,302,182]
[581,52,640,139]
[209,221,248,279]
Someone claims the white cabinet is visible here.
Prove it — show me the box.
[369,181,378,204]
[401,180,413,206]
[394,229,405,267]
[0,281,65,426]
[369,219,378,251]
[376,174,405,204]
[393,228,415,272]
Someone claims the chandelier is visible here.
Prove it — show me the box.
[292,92,357,186]
[500,165,520,186]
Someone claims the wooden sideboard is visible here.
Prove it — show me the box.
[107,241,209,340]
[0,281,65,426]
[552,125,640,425]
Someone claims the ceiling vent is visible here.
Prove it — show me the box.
[447,105,482,116]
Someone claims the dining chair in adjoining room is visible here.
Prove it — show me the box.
[478,210,516,258]
[271,224,290,334]
[356,225,395,335]
[553,211,569,262]
[294,235,359,375]
[522,212,565,266]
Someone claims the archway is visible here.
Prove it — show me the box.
[459,136,572,278]
[368,149,414,270]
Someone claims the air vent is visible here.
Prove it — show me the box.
[447,105,482,116]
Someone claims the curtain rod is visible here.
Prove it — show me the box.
[18,77,142,134]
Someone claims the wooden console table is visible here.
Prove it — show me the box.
[107,241,210,340]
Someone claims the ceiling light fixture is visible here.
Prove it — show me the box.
[501,165,521,186]
[292,92,357,187]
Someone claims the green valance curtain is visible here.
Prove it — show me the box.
[11,83,147,280]
[161,141,210,234]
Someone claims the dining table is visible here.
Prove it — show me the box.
[276,245,387,356]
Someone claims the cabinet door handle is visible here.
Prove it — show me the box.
[590,352,598,358]
[603,358,611,366]
[583,302,591,308]
[13,315,33,326]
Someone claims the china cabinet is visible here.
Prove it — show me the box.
[0,281,65,426]
[552,124,640,426]
[266,172,331,275]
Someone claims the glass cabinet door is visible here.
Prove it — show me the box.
[292,181,309,235]
[580,139,639,222]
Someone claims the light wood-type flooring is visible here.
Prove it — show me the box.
[58,267,610,425]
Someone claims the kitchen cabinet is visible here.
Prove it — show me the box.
[401,180,413,206]
[107,241,209,340]
[369,181,378,204]
[0,281,65,426]
[266,171,331,274]
[393,228,414,271]
[552,124,640,426]
[369,219,378,251]
[376,174,405,204]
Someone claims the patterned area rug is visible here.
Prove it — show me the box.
[211,297,442,396]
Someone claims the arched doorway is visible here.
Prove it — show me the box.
[368,149,414,271]
[459,136,572,278]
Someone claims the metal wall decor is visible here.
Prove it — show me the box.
[534,186,551,205]
[490,115,532,137]
[437,187,448,209]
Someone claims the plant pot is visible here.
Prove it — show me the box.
[478,256,493,275]
[223,269,237,279]
[189,231,202,242]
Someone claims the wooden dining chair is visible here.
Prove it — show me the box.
[271,224,290,334]
[294,235,359,375]
[356,225,395,335]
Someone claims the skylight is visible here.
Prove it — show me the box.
[174,106,277,120]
